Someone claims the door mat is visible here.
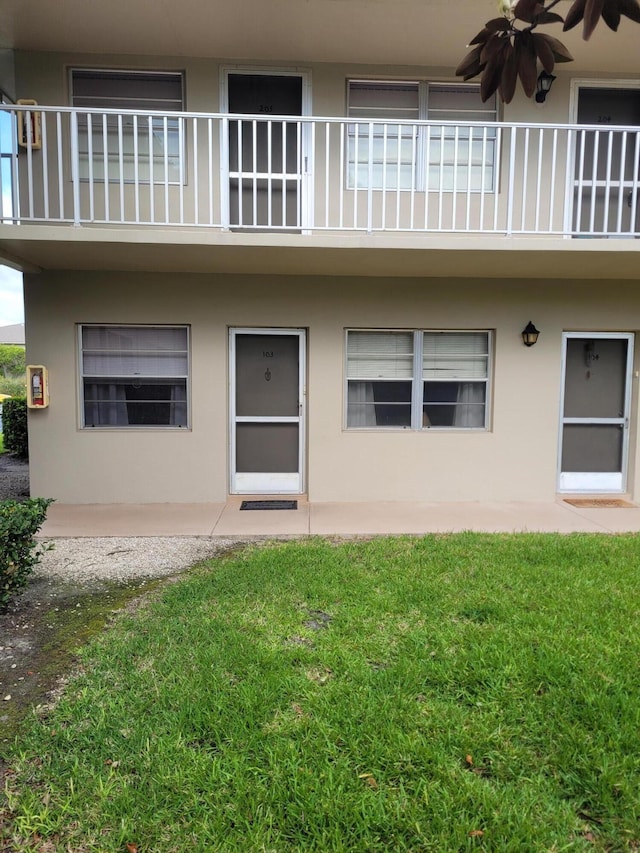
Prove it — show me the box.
[564,498,636,508]
[240,500,298,511]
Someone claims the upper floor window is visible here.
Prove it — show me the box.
[347,81,497,192]
[70,69,185,184]
[80,325,189,428]
[346,329,491,429]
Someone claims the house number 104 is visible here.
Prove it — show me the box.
[263,351,274,357]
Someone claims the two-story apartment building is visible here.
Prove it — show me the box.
[0,0,639,505]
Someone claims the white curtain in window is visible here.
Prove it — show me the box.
[84,382,128,426]
[170,383,187,426]
[348,382,377,427]
[454,383,485,428]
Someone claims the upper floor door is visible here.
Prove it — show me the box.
[572,85,640,236]
[223,70,311,231]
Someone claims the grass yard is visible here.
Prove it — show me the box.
[2,534,639,852]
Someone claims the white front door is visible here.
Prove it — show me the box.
[559,333,634,492]
[230,329,306,494]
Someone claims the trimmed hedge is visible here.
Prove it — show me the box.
[3,396,28,458]
[1,498,53,612]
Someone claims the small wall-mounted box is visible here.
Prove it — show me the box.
[26,365,49,408]
[17,99,42,150]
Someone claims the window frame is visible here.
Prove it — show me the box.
[69,68,186,185]
[78,323,191,430]
[346,80,498,193]
[345,328,492,431]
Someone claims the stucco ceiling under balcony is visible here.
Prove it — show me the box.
[0,0,638,73]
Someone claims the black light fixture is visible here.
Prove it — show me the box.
[535,70,556,104]
[522,321,540,347]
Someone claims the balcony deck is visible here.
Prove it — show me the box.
[1,105,639,277]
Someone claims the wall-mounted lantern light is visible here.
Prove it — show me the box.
[522,321,540,347]
[535,71,556,104]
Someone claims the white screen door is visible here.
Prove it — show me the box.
[559,333,634,492]
[225,72,308,230]
[572,86,640,236]
[230,329,305,494]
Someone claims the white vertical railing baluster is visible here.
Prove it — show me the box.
[493,126,502,233]
[324,122,330,228]
[117,114,125,221]
[479,127,488,231]
[437,125,445,231]
[56,112,64,221]
[86,113,95,222]
[339,122,345,229]
[409,124,417,231]
[603,129,614,235]
[589,129,600,234]
[41,110,49,221]
[381,124,388,229]
[132,115,140,223]
[534,128,543,233]
[367,121,374,233]
[548,128,558,233]
[464,127,472,231]
[147,116,154,224]
[102,114,110,222]
[353,123,359,229]
[193,118,199,226]
[394,124,401,230]
[163,116,170,224]
[267,119,273,228]
[251,120,258,227]
[615,130,627,234]
[178,117,185,225]
[216,116,224,231]
[451,126,460,230]
[70,111,81,225]
[520,128,530,232]
[25,111,35,220]
[423,125,431,231]
[506,127,517,235]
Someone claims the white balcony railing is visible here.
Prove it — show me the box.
[1,104,639,237]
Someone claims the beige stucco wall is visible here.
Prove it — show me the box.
[23,269,640,504]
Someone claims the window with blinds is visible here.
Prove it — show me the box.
[346,329,490,429]
[80,325,189,428]
[70,69,185,183]
[347,80,497,192]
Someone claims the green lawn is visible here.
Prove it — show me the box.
[3,535,640,852]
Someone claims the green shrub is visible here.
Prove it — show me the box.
[3,396,28,457]
[1,498,53,612]
[0,377,27,397]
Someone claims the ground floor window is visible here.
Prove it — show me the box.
[346,329,490,429]
[80,325,189,428]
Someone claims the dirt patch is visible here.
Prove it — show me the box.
[0,573,167,750]
[0,452,29,502]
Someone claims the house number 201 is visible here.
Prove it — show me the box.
[263,351,274,357]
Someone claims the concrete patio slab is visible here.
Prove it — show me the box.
[40,502,226,537]
[213,497,310,536]
[309,500,613,535]
[36,498,640,538]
